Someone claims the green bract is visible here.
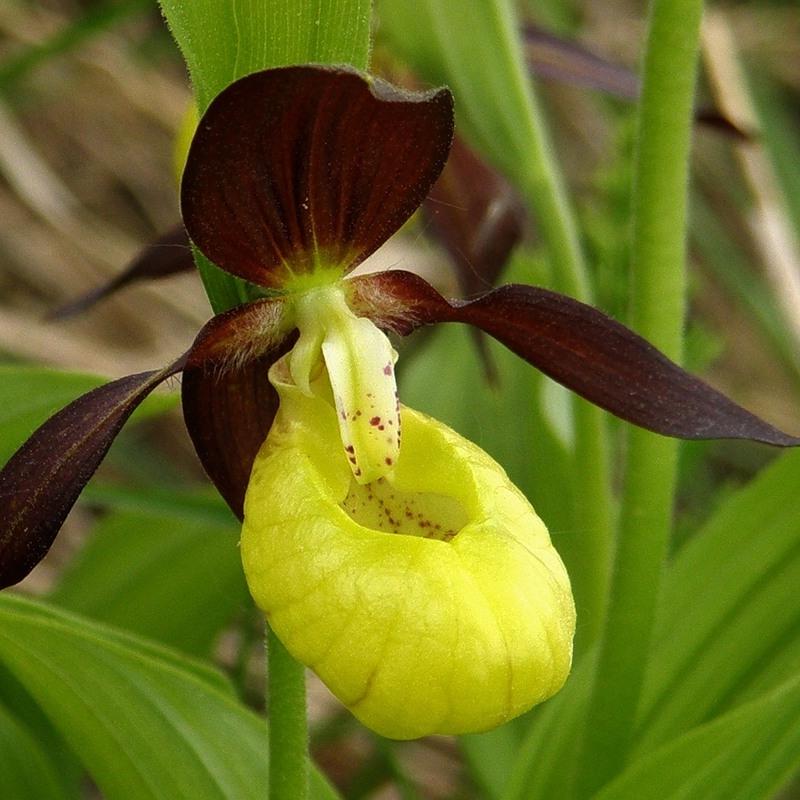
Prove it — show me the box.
[242,364,575,739]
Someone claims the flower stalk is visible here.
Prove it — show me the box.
[267,623,309,800]
[487,0,613,648]
[578,0,706,794]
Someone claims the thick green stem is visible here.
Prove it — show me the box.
[267,624,308,800]
[492,0,612,650]
[576,0,704,794]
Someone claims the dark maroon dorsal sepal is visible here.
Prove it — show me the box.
[181,66,454,290]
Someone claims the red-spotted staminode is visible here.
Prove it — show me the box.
[0,66,796,737]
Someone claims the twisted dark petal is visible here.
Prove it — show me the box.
[50,226,193,319]
[424,137,526,297]
[352,270,799,446]
[522,23,750,140]
[424,137,526,382]
[523,22,639,99]
[181,66,454,289]
[0,359,185,589]
[182,299,294,519]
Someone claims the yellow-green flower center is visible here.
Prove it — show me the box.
[341,477,468,541]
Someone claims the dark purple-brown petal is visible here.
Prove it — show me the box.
[0,358,185,589]
[523,22,639,100]
[351,270,799,446]
[181,299,294,518]
[181,66,454,289]
[50,226,193,320]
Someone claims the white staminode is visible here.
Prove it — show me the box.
[289,284,399,484]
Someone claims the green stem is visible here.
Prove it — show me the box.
[576,0,704,794]
[267,623,308,800]
[493,0,612,649]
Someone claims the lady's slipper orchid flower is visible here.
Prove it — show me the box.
[243,363,574,738]
[0,66,797,736]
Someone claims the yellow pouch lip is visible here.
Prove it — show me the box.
[242,371,575,739]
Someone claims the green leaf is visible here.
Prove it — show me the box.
[6,593,232,695]
[595,675,800,800]
[636,447,800,754]
[506,449,800,799]
[158,0,372,114]
[502,658,593,800]
[0,594,338,800]
[81,483,235,527]
[0,663,83,797]
[0,365,177,466]
[379,0,541,199]
[0,703,72,800]
[50,488,248,657]
[460,724,521,799]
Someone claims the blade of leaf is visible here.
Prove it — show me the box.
[158,0,372,114]
[80,483,234,527]
[7,592,231,694]
[50,226,193,319]
[0,359,185,589]
[354,271,799,446]
[635,447,800,753]
[502,657,594,800]
[49,499,247,657]
[460,724,522,800]
[595,675,800,800]
[181,299,294,519]
[181,66,454,289]
[505,449,800,799]
[0,702,73,800]
[0,594,338,800]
